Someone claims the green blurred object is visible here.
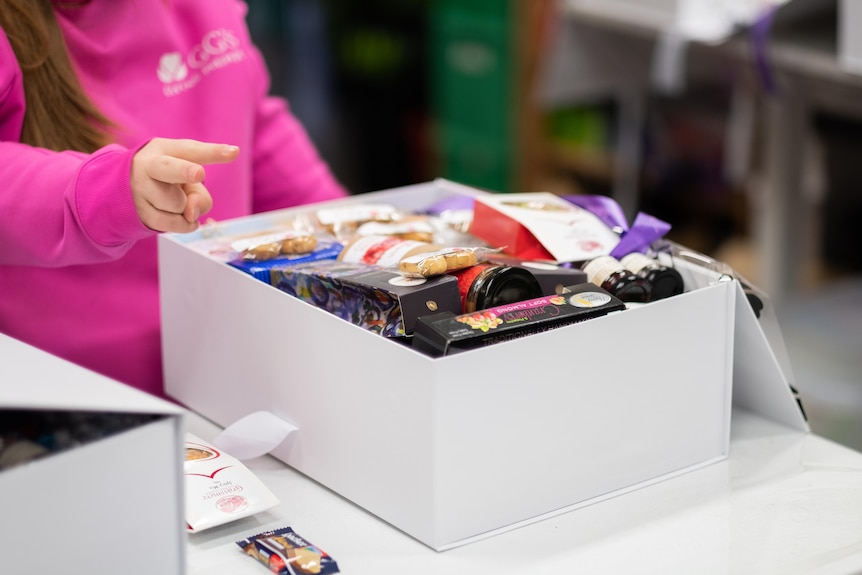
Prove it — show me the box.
[338,27,406,78]
[438,123,511,193]
[545,104,613,154]
[323,0,431,193]
[429,1,516,192]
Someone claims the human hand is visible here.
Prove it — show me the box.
[130,138,240,233]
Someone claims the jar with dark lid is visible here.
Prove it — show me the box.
[581,255,651,303]
[450,263,543,313]
[620,252,685,301]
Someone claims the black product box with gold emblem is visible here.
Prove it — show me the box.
[270,260,463,337]
[412,283,626,357]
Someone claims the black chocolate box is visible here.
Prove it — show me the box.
[270,260,463,337]
[412,283,626,357]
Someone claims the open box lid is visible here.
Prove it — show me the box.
[659,246,809,434]
[731,280,809,432]
[0,333,183,417]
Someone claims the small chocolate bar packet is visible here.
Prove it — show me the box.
[411,282,627,357]
[236,526,340,574]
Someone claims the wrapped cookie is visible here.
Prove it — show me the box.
[188,212,323,262]
[315,203,402,241]
[233,231,319,262]
[354,215,437,243]
[398,246,497,278]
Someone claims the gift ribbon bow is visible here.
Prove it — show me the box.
[562,195,671,259]
[427,193,671,260]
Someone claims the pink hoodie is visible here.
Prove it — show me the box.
[0,0,347,397]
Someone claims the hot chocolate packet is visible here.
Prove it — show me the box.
[184,433,280,533]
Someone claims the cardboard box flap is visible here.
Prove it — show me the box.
[0,333,183,417]
[731,283,809,432]
[654,243,808,432]
[0,333,187,575]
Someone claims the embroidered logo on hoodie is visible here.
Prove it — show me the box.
[158,29,245,97]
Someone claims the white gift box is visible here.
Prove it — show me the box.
[159,179,806,551]
[0,333,186,575]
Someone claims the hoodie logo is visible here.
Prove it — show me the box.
[158,29,244,97]
[158,53,188,83]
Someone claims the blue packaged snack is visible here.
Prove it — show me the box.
[229,240,344,282]
[236,526,339,575]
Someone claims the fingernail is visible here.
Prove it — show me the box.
[223,145,239,156]
[188,165,202,180]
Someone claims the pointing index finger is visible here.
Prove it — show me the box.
[152,138,240,166]
[144,155,208,186]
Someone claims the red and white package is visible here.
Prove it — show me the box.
[184,433,280,533]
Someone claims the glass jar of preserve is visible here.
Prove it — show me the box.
[449,264,542,313]
[581,255,651,303]
[620,252,685,301]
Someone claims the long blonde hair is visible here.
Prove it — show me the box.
[0,0,113,152]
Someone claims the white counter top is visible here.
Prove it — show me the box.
[185,409,862,575]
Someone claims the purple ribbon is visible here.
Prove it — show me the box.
[563,194,671,258]
[751,4,779,96]
[426,192,670,259]
[424,195,474,214]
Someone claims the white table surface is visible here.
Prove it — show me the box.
[184,409,862,575]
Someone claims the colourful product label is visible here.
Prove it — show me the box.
[412,283,627,357]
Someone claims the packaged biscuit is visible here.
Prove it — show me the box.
[230,231,319,261]
[354,216,437,243]
[398,246,495,278]
[236,526,340,574]
[339,234,497,279]
[190,214,324,263]
[184,433,280,533]
[315,203,401,241]
[411,283,627,357]
[228,239,344,283]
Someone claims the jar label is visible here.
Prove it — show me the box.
[582,255,620,286]
[620,252,653,274]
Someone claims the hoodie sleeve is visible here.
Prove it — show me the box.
[244,44,349,214]
[0,141,155,267]
[0,26,154,268]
